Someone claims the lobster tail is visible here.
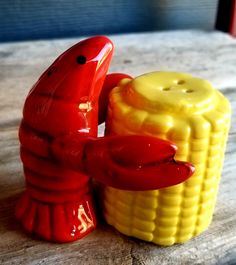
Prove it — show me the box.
[16,191,96,242]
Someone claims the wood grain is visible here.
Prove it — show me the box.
[0,30,236,265]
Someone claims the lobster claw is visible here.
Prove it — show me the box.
[52,134,195,191]
[84,135,194,190]
[98,73,132,124]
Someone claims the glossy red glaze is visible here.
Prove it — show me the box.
[98,73,132,124]
[52,134,194,191]
[23,36,114,137]
[17,36,115,242]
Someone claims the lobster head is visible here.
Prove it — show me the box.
[24,36,114,137]
[31,36,114,102]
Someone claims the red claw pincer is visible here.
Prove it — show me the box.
[52,134,195,191]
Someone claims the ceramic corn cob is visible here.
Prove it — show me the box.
[103,72,231,246]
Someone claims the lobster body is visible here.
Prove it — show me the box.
[16,36,114,242]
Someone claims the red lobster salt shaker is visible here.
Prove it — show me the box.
[16,36,117,242]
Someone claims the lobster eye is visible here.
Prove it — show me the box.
[76,55,87,65]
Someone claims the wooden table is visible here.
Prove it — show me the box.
[0,30,236,265]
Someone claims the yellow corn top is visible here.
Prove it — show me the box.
[102,72,231,246]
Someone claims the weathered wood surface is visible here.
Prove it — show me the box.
[0,30,236,265]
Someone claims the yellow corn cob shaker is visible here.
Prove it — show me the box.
[102,72,231,246]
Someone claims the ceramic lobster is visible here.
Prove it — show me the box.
[16,36,194,242]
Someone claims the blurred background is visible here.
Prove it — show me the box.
[0,0,235,42]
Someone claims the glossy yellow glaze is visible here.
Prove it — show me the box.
[102,72,231,246]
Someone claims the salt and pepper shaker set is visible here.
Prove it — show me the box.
[16,36,231,245]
